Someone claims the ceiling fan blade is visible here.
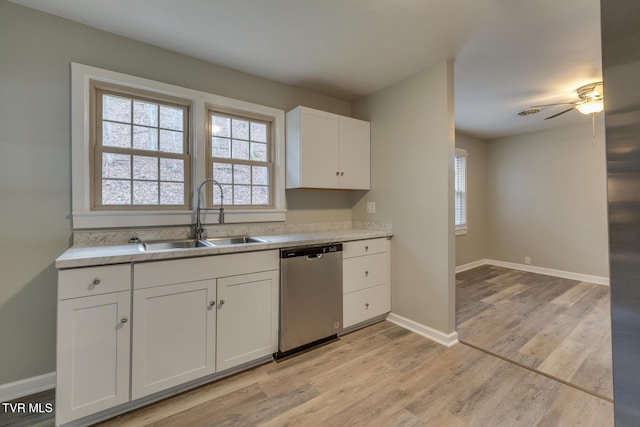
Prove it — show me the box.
[531,101,578,108]
[544,107,575,120]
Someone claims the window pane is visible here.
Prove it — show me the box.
[159,105,183,131]
[232,139,249,160]
[133,126,158,151]
[252,186,269,205]
[234,164,251,185]
[250,122,267,142]
[159,129,184,153]
[133,101,158,126]
[133,155,158,180]
[211,115,230,137]
[133,181,158,204]
[160,158,184,182]
[252,166,269,185]
[160,182,183,205]
[214,184,232,206]
[212,137,231,158]
[234,185,251,205]
[231,119,249,140]
[103,122,131,148]
[250,142,267,161]
[103,153,131,179]
[103,95,131,123]
[102,180,131,205]
[213,162,233,184]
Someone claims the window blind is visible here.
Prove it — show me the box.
[455,149,467,229]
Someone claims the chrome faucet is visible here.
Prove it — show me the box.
[194,178,225,240]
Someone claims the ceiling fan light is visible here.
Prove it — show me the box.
[576,100,604,115]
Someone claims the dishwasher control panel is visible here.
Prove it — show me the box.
[280,243,342,258]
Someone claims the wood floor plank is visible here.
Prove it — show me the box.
[456,266,613,401]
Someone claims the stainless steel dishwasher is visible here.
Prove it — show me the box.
[277,243,343,358]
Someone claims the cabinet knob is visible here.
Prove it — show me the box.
[219,299,225,306]
[340,171,344,176]
[336,171,340,176]
[364,270,369,277]
[365,303,370,309]
[92,278,101,285]
[121,317,128,323]
[364,246,369,252]
[209,300,216,308]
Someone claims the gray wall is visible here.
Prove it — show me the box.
[352,60,456,334]
[454,122,609,280]
[455,133,488,266]
[0,1,354,385]
[485,121,609,278]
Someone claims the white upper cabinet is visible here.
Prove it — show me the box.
[286,106,370,190]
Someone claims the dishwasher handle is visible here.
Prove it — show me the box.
[307,253,323,260]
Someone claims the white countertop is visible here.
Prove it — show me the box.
[55,228,392,269]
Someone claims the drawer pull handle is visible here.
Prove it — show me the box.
[364,246,369,252]
[364,270,369,277]
[209,300,216,308]
[121,317,128,323]
[365,303,370,309]
[92,278,101,285]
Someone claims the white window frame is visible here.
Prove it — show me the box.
[71,63,286,229]
[455,148,468,236]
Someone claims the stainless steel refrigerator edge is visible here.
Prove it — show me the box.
[601,0,640,424]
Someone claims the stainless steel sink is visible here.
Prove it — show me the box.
[139,239,213,251]
[205,236,267,246]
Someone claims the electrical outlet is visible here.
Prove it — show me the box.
[366,201,376,214]
[525,256,531,265]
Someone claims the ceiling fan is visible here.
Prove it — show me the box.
[519,82,604,120]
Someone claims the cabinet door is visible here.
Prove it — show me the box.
[132,280,216,399]
[298,107,340,188]
[216,270,279,371]
[56,292,130,425]
[338,116,370,189]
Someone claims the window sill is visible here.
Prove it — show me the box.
[72,209,286,229]
[455,227,468,236]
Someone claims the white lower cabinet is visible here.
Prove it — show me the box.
[131,280,216,399]
[343,238,391,328]
[216,270,279,371]
[56,265,131,426]
[130,250,279,399]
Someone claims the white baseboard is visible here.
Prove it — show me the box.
[455,259,487,273]
[386,313,459,347]
[0,372,56,402]
[455,258,609,286]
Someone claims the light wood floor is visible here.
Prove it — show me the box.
[90,321,612,426]
[456,265,613,401]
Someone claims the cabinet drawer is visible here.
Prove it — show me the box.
[343,252,388,293]
[343,284,390,328]
[58,264,131,300]
[343,238,388,259]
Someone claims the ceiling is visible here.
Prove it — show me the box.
[10,0,602,139]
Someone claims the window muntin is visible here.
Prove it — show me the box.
[455,148,468,234]
[207,108,273,208]
[91,82,192,210]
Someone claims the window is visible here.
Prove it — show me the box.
[455,148,468,235]
[207,108,273,208]
[91,81,192,210]
[71,63,286,228]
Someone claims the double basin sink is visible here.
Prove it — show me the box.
[139,236,266,252]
